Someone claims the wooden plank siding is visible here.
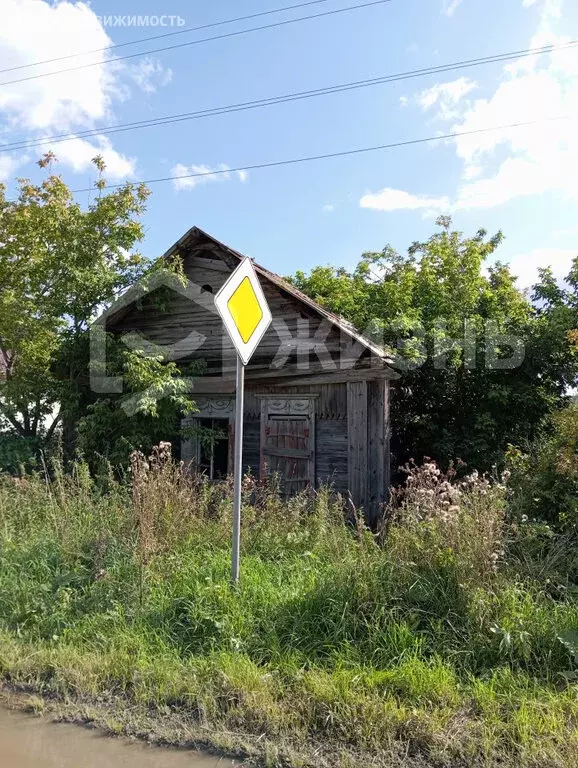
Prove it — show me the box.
[244,383,347,420]
[242,419,261,477]
[346,379,391,522]
[316,419,349,493]
[112,251,379,378]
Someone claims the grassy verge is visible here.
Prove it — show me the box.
[1,454,578,767]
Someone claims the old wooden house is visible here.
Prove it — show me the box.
[104,227,395,522]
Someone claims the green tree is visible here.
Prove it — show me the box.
[0,154,197,468]
[506,402,578,528]
[0,154,149,449]
[291,218,578,471]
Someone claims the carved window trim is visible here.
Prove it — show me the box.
[255,394,318,417]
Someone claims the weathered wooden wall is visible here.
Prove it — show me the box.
[346,379,391,522]
[182,383,351,494]
[111,249,375,379]
[246,383,349,492]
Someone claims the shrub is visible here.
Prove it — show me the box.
[383,459,506,583]
[506,403,578,529]
[0,434,40,474]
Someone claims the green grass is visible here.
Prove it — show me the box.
[1,460,578,767]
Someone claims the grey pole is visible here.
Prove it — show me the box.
[231,353,245,584]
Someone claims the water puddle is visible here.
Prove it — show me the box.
[0,707,237,767]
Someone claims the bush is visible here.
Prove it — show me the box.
[383,459,506,583]
[506,403,578,529]
[0,434,40,474]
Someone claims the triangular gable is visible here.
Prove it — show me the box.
[163,226,391,362]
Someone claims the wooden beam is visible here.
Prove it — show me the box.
[187,255,231,273]
[263,446,311,459]
[188,365,395,393]
[249,367,396,387]
[367,379,390,525]
[347,381,368,511]
[190,378,235,394]
[384,380,391,493]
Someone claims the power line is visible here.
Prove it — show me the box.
[2,39,575,155]
[67,114,575,194]
[0,0,334,75]
[0,0,392,88]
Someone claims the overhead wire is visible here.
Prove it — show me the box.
[64,114,575,194]
[0,0,392,88]
[0,0,336,74]
[1,39,575,155]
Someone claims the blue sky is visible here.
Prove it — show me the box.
[1,0,578,287]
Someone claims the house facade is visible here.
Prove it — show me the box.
[104,227,395,522]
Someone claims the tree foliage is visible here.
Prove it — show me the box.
[0,155,149,445]
[506,403,578,528]
[0,155,196,469]
[78,336,201,470]
[291,218,578,470]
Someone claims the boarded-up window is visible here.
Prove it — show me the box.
[259,396,316,495]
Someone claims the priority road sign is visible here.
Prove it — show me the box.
[214,258,272,584]
[214,257,272,366]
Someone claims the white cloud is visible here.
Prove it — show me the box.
[450,0,577,209]
[417,78,478,112]
[364,0,578,215]
[52,136,135,180]
[322,203,335,212]
[0,153,29,182]
[360,187,450,213]
[171,163,248,192]
[463,164,483,180]
[0,0,118,132]
[506,247,577,287]
[130,57,173,94]
[0,0,170,181]
[442,0,464,16]
[416,77,478,120]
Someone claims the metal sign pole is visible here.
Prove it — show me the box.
[214,257,271,585]
[231,353,245,584]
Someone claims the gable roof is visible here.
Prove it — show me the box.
[163,226,390,361]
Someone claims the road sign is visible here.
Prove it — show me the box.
[214,257,272,366]
[214,258,272,583]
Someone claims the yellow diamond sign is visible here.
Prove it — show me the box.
[227,277,263,343]
[214,258,272,365]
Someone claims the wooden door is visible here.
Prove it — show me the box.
[259,397,316,496]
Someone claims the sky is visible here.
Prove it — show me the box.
[1,0,578,289]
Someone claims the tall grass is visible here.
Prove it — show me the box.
[1,449,578,766]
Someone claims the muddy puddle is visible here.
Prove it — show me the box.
[0,707,237,767]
